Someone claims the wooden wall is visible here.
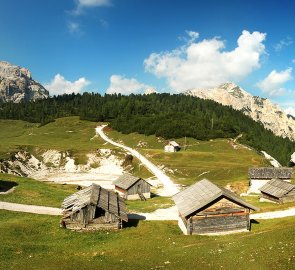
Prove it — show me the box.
[127,179,150,195]
[183,197,250,234]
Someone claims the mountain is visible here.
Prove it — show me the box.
[0,61,49,103]
[185,82,295,141]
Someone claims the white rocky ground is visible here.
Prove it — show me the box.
[0,149,124,188]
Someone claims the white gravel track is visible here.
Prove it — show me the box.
[95,125,179,196]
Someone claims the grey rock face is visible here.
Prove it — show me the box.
[186,82,295,141]
[0,61,49,103]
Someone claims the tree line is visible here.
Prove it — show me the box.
[0,92,294,165]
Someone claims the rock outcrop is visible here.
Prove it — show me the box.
[0,61,49,103]
[186,82,295,141]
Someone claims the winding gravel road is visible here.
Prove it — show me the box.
[95,125,179,196]
[0,201,61,215]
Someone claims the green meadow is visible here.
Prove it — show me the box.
[1,210,295,270]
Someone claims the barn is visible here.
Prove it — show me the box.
[61,184,128,230]
[248,167,292,193]
[114,174,151,200]
[173,179,259,235]
[259,179,295,204]
[164,141,180,152]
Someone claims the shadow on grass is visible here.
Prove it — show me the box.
[125,214,146,228]
[0,180,18,193]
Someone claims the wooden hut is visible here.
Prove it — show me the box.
[164,141,180,152]
[61,184,128,230]
[248,167,292,193]
[259,179,295,204]
[173,179,259,235]
[114,174,151,200]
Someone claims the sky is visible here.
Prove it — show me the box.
[0,0,295,114]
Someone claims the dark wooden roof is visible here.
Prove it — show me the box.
[259,179,295,198]
[61,184,128,221]
[173,179,259,218]
[248,167,292,180]
[114,174,150,190]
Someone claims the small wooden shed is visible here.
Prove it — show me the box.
[61,184,128,230]
[114,174,151,200]
[259,179,295,204]
[248,167,292,193]
[173,179,259,235]
[164,141,180,152]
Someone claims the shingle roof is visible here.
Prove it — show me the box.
[61,184,128,221]
[173,179,259,218]
[259,179,295,198]
[169,141,179,147]
[114,174,142,190]
[248,167,292,180]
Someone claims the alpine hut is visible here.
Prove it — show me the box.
[259,179,295,204]
[173,179,259,235]
[114,174,151,200]
[248,167,292,193]
[61,184,128,230]
[164,141,180,152]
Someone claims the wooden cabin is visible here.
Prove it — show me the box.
[248,167,292,194]
[173,179,259,235]
[114,174,151,200]
[61,184,128,230]
[164,141,180,152]
[259,179,295,204]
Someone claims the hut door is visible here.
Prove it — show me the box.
[137,184,141,193]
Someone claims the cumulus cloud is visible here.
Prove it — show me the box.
[257,68,293,96]
[274,37,293,52]
[144,30,266,92]
[106,75,151,95]
[72,0,112,15]
[45,74,91,96]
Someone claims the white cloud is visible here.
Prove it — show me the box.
[106,75,150,95]
[67,21,81,34]
[72,0,112,15]
[144,30,266,92]
[45,74,91,96]
[78,0,111,7]
[285,107,295,117]
[257,68,293,96]
[274,37,293,52]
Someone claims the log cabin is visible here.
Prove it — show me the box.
[248,167,292,193]
[173,179,259,235]
[61,184,128,230]
[114,174,151,200]
[259,179,295,204]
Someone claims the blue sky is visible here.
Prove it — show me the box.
[0,0,295,113]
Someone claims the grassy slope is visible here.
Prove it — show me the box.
[0,117,152,177]
[0,174,76,207]
[107,130,269,189]
[1,210,295,270]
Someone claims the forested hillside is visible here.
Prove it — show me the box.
[0,92,294,165]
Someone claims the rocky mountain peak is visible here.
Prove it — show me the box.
[185,82,295,141]
[0,61,49,103]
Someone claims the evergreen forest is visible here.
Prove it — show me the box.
[0,92,294,165]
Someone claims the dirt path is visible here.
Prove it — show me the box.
[95,125,179,196]
[0,201,62,216]
[250,208,295,219]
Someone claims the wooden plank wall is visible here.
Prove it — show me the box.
[127,180,150,195]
